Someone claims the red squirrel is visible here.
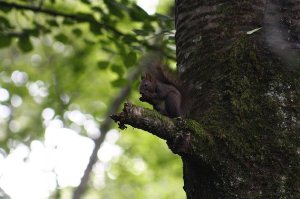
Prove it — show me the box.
[139,64,191,118]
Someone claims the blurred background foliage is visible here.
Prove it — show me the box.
[0,0,184,199]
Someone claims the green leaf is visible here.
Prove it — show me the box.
[122,35,138,44]
[111,78,127,87]
[25,28,39,37]
[142,22,155,32]
[0,16,12,28]
[102,46,115,53]
[47,19,59,27]
[123,52,137,68]
[72,29,82,37]
[113,40,126,56]
[111,64,124,77]
[89,23,101,35]
[97,61,110,69]
[54,33,68,43]
[103,0,125,18]
[168,36,175,40]
[76,13,95,22]
[0,6,12,13]
[84,39,96,45]
[133,29,149,36]
[92,6,103,13]
[131,45,143,52]
[18,35,33,52]
[129,4,149,21]
[80,0,90,4]
[0,34,12,48]
[63,18,75,25]
[155,13,173,21]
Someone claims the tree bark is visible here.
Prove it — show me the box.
[113,0,300,198]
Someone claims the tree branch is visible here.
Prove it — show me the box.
[111,102,176,140]
[111,103,213,156]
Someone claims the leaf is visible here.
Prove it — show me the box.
[123,52,137,68]
[72,28,82,37]
[18,35,33,52]
[111,64,124,77]
[0,16,12,28]
[97,61,110,69]
[133,29,149,36]
[155,13,173,21]
[80,0,90,4]
[168,36,175,40]
[130,45,143,52]
[92,6,103,13]
[114,40,126,56]
[246,27,262,35]
[103,0,125,18]
[89,23,101,35]
[54,33,68,43]
[24,28,39,37]
[129,4,149,21]
[76,12,95,23]
[111,78,127,87]
[0,6,12,13]
[122,35,138,44]
[83,39,96,45]
[47,19,59,27]
[142,22,155,32]
[0,34,12,48]
[102,46,115,53]
[63,18,75,25]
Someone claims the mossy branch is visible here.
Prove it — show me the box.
[111,102,214,156]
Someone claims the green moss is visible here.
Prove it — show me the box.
[185,119,205,137]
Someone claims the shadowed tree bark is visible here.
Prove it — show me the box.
[112,0,300,198]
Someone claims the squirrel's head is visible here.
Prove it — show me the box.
[139,73,157,101]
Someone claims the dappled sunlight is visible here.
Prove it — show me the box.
[0,144,56,199]
[30,54,42,66]
[0,126,108,198]
[137,0,159,15]
[0,105,11,120]
[8,120,21,133]
[0,88,9,102]
[11,71,28,86]
[27,80,49,103]
[10,95,22,108]
[45,127,95,187]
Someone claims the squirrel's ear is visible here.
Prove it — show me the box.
[141,73,148,80]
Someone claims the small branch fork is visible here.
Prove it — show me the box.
[111,102,206,155]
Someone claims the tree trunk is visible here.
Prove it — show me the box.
[113,0,300,198]
[175,0,300,198]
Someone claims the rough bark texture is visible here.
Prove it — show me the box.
[175,0,300,198]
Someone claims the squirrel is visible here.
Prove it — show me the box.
[139,63,191,118]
